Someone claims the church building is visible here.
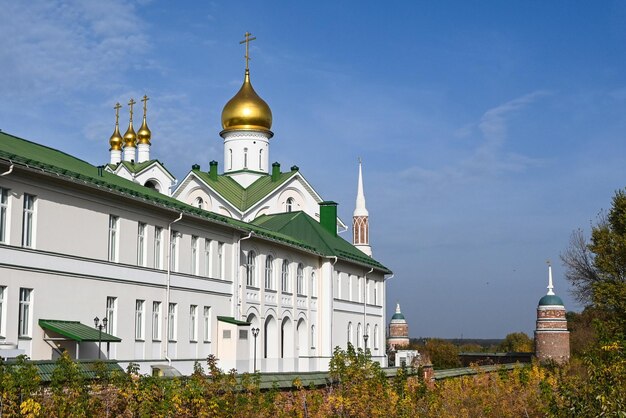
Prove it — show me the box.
[0,34,392,374]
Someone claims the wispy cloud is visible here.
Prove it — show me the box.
[0,0,149,101]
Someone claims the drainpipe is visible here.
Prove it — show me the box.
[1,162,14,176]
[236,232,253,319]
[164,212,183,364]
[363,267,373,349]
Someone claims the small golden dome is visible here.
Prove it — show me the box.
[109,125,123,151]
[221,70,272,134]
[123,122,137,148]
[137,116,151,145]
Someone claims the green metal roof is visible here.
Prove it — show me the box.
[192,168,297,211]
[251,211,391,273]
[217,316,251,326]
[4,359,124,382]
[391,312,405,320]
[39,319,122,342]
[107,159,174,178]
[538,294,564,306]
[0,131,391,273]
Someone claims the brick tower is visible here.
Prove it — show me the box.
[388,303,410,349]
[534,262,570,364]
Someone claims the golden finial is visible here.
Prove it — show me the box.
[137,95,152,145]
[123,98,137,148]
[109,102,123,151]
[239,32,257,71]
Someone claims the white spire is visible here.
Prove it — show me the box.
[395,303,402,314]
[547,260,555,295]
[353,158,369,217]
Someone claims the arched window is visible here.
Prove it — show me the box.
[357,323,362,349]
[296,263,304,295]
[244,147,248,169]
[366,324,371,349]
[195,197,204,209]
[347,322,353,346]
[229,149,233,170]
[286,197,294,212]
[311,325,316,349]
[265,255,274,290]
[259,149,263,170]
[246,251,256,287]
[281,260,290,292]
[310,271,316,297]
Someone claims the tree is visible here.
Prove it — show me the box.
[497,332,533,352]
[421,339,460,369]
[561,228,600,305]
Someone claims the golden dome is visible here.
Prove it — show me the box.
[123,121,137,148]
[109,124,123,151]
[137,116,151,145]
[221,70,272,134]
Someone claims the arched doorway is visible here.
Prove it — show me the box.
[281,316,294,371]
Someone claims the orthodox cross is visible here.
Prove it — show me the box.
[239,32,256,71]
[141,95,149,117]
[114,102,121,126]
[128,98,136,123]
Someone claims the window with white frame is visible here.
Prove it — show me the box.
[0,187,9,243]
[204,239,212,277]
[281,260,290,292]
[22,194,35,248]
[195,197,204,209]
[168,303,177,341]
[0,286,6,337]
[296,263,304,295]
[310,271,316,297]
[152,301,161,341]
[106,296,116,334]
[243,147,248,169]
[189,305,197,341]
[373,282,378,305]
[357,323,362,349]
[246,251,256,287]
[191,236,199,275]
[259,149,263,170]
[137,223,146,266]
[135,300,145,340]
[170,230,179,271]
[286,197,294,212]
[264,255,274,290]
[374,325,379,350]
[347,322,352,346]
[154,227,163,269]
[18,288,32,337]
[107,215,118,261]
[203,306,211,342]
[217,242,224,279]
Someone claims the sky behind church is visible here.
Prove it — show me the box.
[1,0,625,338]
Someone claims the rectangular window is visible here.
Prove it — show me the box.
[152,301,162,341]
[191,236,198,275]
[168,303,177,341]
[189,305,197,342]
[106,296,116,334]
[135,300,144,340]
[137,223,146,266]
[203,306,211,342]
[217,242,224,279]
[18,288,32,337]
[22,194,35,248]
[204,239,212,277]
[0,286,6,337]
[108,215,118,261]
[170,231,178,271]
[154,227,163,269]
[0,188,8,243]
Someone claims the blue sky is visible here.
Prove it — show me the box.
[1,1,625,338]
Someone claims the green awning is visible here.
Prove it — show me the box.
[39,319,122,342]
[217,316,250,326]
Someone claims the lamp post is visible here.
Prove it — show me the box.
[94,316,108,359]
[251,327,260,372]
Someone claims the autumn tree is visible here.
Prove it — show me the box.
[497,332,533,352]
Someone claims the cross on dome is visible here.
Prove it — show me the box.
[240,32,257,71]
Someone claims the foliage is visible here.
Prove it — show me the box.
[0,355,41,416]
[421,339,461,369]
[497,332,534,352]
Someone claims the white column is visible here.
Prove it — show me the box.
[110,149,122,165]
[137,143,150,163]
